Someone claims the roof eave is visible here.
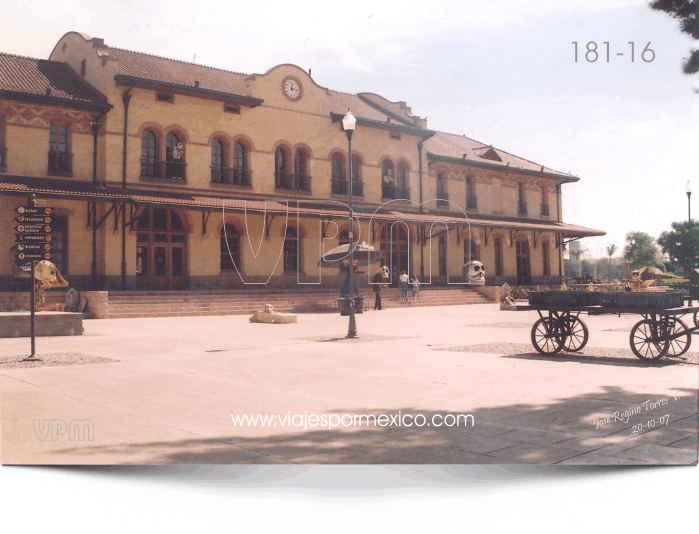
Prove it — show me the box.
[330,112,434,139]
[0,90,113,112]
[114,75,264,107]
[426,152,579,182]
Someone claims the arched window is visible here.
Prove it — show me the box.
[331,153,346,194]
[350,154,363,197]
[396,163,409,199]
[382,160,395,199]
[220,223,241,271]
[211,139,224,183]
[233,141,250,186]
[165,132,185,180]
[294,149,309,191]
[141,129,158,177]
[283,227,300,272]
[275,146,289,189]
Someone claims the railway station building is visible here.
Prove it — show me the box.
[0,31,604,294]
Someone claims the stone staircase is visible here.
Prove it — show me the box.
[95,286,492,319]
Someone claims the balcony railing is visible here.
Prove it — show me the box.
[382,184,411,200]
[0,147,6,169]
[275,172,312,192]
[466,195,478,210]
[541,203,550,217]
[48,150,72,175]
[331,179,364,197]
[437,192,449,208]
[518,201,528,215]
[141,158,187,181]
[211,166,252,186]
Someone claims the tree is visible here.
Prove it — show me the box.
[624,232,659,269]
[606,243,617,265]
[650,0,699,75]
[657,220,699,275]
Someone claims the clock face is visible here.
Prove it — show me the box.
[284,78,301,100]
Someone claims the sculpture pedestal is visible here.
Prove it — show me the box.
[0,312,84,338]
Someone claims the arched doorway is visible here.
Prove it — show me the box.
[380,223,409,283]
[136,207,188,289]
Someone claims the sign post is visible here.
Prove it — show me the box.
[15,195,54,362]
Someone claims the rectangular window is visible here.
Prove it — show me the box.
[466,177,477,210]
[156,93,174,103]
[51,215,69,275]
[48,124,70,174]
[390,132,401,140]
[224,103,240,114]
[542,242,550,276]
[541,186,550,216]
[494,238,503,277]
[518,183,527,215]
[80,59,86,77]
[439,236,447,276]
[0,116,6,169]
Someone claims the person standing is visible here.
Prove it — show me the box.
[373,266,388,310]
[399,270,409,301]
[410,274,420,305]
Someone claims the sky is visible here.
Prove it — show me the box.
[1,0,697,259]
[3,0,697,515]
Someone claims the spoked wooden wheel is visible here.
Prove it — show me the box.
[629,319,669,361]
[693,309,699,328]
[531,317,565,356]
[562,317,589,352]
[664,317,691,358]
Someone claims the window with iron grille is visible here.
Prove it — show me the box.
[51,215,69,274]
[494,237,503,276]
[48,124,70,173]
[141,130,158,177]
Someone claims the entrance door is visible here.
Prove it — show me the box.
[516,240,531,286]
[380,223,409,284]
[136,207,188,289]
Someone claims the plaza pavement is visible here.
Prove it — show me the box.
[1,303,697,465]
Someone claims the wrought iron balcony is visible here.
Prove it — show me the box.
[541,203,550,217]
[141,158,187,181]
[331,179,364,197]
[382,184,411,201]
[47,150,72,175]
[275,172,312,192]
[466,195,478,210]
[211,166,252,186]
[437,191,449,208]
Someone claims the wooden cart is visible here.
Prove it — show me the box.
[521,290,696,361]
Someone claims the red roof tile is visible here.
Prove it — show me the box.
[0,53,109,107]
[110,47,251,97]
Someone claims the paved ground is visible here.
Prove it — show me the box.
[1,304,697,465]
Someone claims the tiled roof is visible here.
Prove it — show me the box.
[0,53,109,107]
[110,48,252,97]
[0,176,604,237]
[426,131,576,179]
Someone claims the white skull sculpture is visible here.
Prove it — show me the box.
[630,270,641,282]
[379,266,389,279]
[264,303,274,313]
[35,260,59,282]
[463,260,486,286]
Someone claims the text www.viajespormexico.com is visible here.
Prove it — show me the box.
[231,413,474,430]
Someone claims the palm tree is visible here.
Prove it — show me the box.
[606,243,617,266]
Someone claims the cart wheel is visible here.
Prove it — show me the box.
[629,319,669,361]
[665,317,691,358]
[531,318,565,356]
[562,317,589,352]
[693,310,699,328]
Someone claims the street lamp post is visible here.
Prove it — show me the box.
[686,181,692,282]
[342,110,358,338]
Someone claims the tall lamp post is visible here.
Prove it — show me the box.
[687,181,692,288]
[342,110,358,338]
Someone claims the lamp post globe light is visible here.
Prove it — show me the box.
[342,110,358,338]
